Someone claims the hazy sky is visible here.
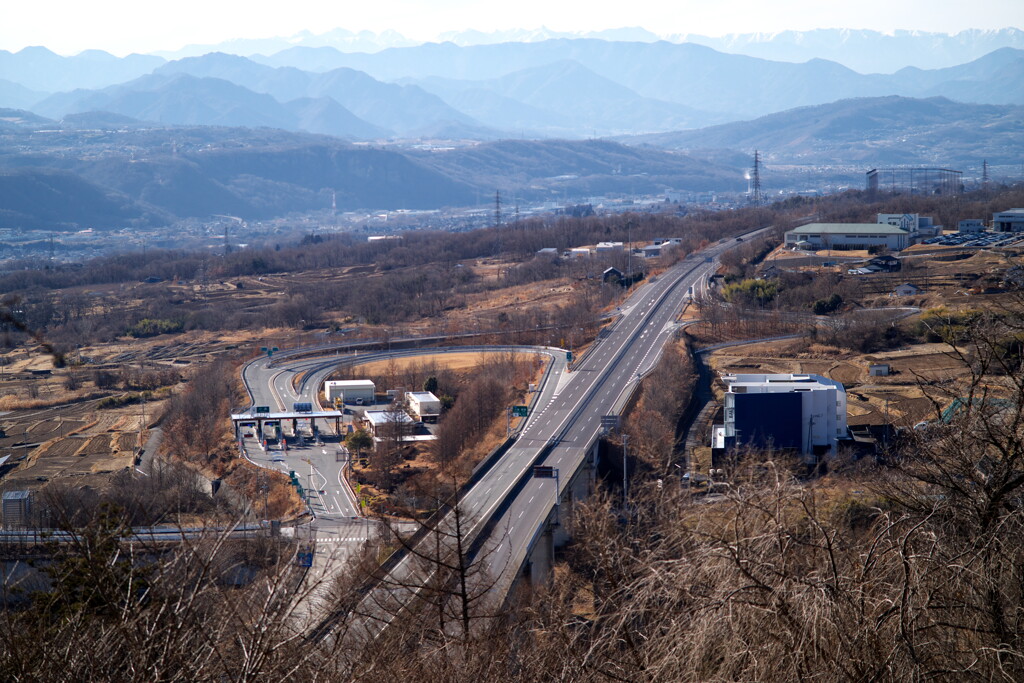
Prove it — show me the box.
[4,0,1022,55]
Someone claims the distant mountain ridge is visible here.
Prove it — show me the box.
[0,46,163,92]
[253,40,1024,120]
[154,26,1024,73]
[3,38,1022,140]
[621,96,1024,167]
[403,60,721,135]
[154,53,482,135]
[681,27,1024,74]
[0,124,743,228]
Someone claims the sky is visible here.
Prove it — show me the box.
[3,0,1022,55]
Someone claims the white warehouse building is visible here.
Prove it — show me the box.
[324,379,375,405]
[712,373,847,460]
[993,209,1024,233]
[784,223,910,251]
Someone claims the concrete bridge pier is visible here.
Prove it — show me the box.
[527,439,605,580]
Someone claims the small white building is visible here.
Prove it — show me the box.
[784,223,910,251]
[713,373,847,459]
[869,364,891,377]
[568,247,592,259]
[958,219,986,233]
[363,409,414,436]
[893,283,922,297]
[595,241,624,253]
[324,379,375,405]
[642,244,663,258]
[993,209,1024,233]
[536,247,559,258]
[407,391,441,422]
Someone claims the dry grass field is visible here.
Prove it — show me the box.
[707,337,973,429]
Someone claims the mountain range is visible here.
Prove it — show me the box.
[146,26,1024,73]
[250,40,1024,121]
[0,118,748,229]
[5,43,1022,140]
[0,28,1020,229]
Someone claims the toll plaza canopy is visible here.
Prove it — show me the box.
[230,410,343,423]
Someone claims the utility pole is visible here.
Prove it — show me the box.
[494,189,503,258]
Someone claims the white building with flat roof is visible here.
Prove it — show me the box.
[713,373,847,460]
[993,209,1024,232]
[407,391,441,422]
[595,241,624,253]
[785,223,910,251]
[324,379,375,405]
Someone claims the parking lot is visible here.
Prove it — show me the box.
[919,231,1024,248]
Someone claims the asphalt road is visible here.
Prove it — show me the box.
[239,345,569,593]
[335,230,771,638]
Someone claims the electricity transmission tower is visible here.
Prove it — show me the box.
[751,150,763,205]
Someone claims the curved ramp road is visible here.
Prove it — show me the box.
[238,344,570,603]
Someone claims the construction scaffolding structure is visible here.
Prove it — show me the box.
[866,167,962,198]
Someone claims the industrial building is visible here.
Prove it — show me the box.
[595,241,624,253]
[959,219,986,233]
[711,373,847,461]
[784,223,910,251]
[406,391,441,422]
[324,379,375,405]
[866,167,962,197]
[363,409,415,436]
[993,209,1024,233]
[2,490,31,528]
[877,213,939,238]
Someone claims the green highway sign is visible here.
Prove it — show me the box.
[255,406,270,414]
[566,351,573,362]
[512,405,529,417]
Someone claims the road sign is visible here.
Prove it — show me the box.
[255,406,270,414]
[600,415,621,430]
[533,465,556,479]
[512,405,528,417]
[566,351,573,362]
[296,550,313,567]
